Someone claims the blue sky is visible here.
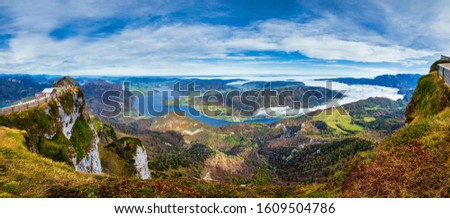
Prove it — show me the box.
[0,0,448,77]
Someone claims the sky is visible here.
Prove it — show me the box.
[0,0,448,77]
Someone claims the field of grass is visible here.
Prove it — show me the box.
[312,108,364,134]
[362,116,376,122]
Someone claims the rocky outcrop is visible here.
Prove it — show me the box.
[70,123,102,174]
[0,87,103,174]
[56,92,82,139]
[134,145,151,180]
[104,137,151,179]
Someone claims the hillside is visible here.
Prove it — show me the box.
[0,125,329,198]
[0,87,102,173]
[338,71,450,197]
[1,71,448,198]
[404,72,450,123]
[99,96,405,184]
[0,84,151,180]
[0,126,94,197]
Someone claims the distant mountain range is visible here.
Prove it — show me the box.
[0,75,51,107]
[0,73,420,111]
[317,74,422,101]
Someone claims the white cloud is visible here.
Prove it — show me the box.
[281,35,434,63]
[355,0,449,55]
[0,0,441,75]
[429,1,450,55]
[204,75,405,117]
[0,0,191,33]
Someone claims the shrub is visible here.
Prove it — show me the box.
[38,131,70,163]
[70,117,93,160]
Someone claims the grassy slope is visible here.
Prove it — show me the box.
[404,72,450,123]
[49,178,331,198]
[312,108,364,134]
[338,72,450,197]
[91,116,147,178]
[0,126,94,197]
[1,125,332,198]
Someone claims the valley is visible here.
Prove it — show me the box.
[0,66,448,197]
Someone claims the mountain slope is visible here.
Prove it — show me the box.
[1,72,444,197]
[0,87,102,173]
[0,75,50,107]
[0,85,152,180]
[404,72,450,123]
[0,126,94,197]
[338,71,450,197]
[1,125,328,198]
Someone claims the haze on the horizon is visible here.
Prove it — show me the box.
[0,0,448,77]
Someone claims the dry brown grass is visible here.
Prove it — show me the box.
[340,108,450,197]
[341,143,449,197]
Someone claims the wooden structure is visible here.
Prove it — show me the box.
[0,89,68,115]
[438,63,450,86]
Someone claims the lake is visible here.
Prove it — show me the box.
[132,89,279,127]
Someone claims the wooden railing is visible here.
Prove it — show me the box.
[0,89,68,116]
